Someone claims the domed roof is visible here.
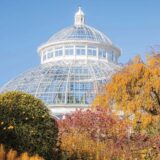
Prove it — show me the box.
[47,25,112,45]
[0,7,122,117]
[43,7,113,46]
[1,60,120,107]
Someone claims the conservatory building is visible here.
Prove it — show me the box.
[0,8,121,118]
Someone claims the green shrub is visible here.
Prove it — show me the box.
[0,91,60,160]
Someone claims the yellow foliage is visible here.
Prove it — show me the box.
[60,128,160,160]
[93,55,160,130]
[92,95,107,108]
[147,54,160,68]
[20,152,30,160]
[7,149,17,160]
[60,130,110,160]
[8,125,14,130]
[0,144,44,160]
[0,145,5,160]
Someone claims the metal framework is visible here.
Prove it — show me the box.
[1,60,120,105]
[0,7,121,116]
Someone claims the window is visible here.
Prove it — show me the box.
[47,51,53,58]
[99,49,106,58]
[67,93,74,103]
[55,48,63,57]
[87,47,97,56]
[65,46,74,55]
[76,46,85,55]
[102,51,106,58]
[107,52,113,61]
[75,93,80,103]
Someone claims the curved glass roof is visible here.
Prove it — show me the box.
[47,25,112,45]
[1,60,120,107]
[0,8,121,116]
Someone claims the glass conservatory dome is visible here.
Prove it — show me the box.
[0,7,121,118]
[47,25,112,45]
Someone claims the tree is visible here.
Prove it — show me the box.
[58,108,129,159]
[0,91,60,160]
[93,55,160,130]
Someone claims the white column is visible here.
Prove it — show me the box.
[96,47,99,60]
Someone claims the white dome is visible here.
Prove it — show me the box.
[47,25,113,45]
[39,7,120,52]
[0,7,122,117]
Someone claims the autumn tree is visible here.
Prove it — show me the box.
[58,107,160,159]
[58,107,130,159]
[93,55,160,131]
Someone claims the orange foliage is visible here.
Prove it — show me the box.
[0,144,43,160]
[59,108,131,159]
[93,55,160,129]
[59,107,160,159]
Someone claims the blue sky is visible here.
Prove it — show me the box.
[0,0,160,87]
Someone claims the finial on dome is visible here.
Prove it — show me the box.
[74,7,85,26]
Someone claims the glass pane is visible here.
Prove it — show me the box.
[47,52,53,58]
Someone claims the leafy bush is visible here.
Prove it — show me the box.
[59,108,160,160]
[0,91,60,160]
[58,108,128,159]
